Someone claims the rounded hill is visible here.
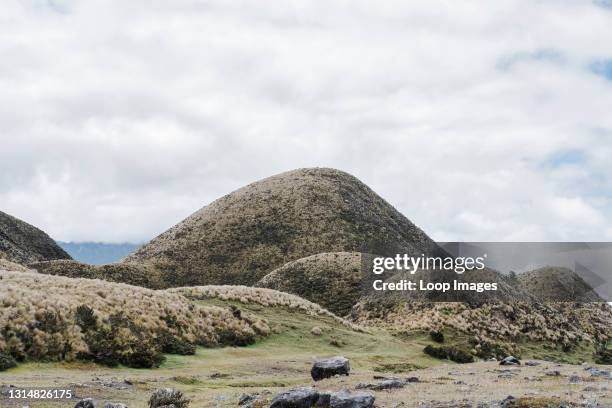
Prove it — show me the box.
[518,266,603,302]
[256,252,364,316]
[124,168,440,287]
[0,210,70,264]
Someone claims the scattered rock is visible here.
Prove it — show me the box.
[75,399,96,408]
[584,367,610,378]
[545,370,561,377]
[238,392,267,408]
[500,395,516,408]
[405,377,420,383]
[103,404,128,408]
[569,375,581,383]
[209,372,229,379]
[499,356,521,366]
[310,327,323,336]
[270,387,321,408]
[329,390,375,408]
[356,379,404,391]
[524,361,540,366]
[311,356,350,381]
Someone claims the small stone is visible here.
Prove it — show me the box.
[499,356,521,366]
[75,398,96,408]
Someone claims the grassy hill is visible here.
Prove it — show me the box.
[255,252,364,316]
[124,168,441,287]
[0,210,70,264]
[518,266,604,302]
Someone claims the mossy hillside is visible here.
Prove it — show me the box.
[255,252,364,316]
[124,168,440,287]
[0,210,70,264]
[30,259,165,289]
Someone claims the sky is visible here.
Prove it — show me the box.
[1,0,612,243]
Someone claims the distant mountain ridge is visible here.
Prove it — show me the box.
[58,242,142,265]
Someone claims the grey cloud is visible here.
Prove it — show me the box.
[1,0,611,242]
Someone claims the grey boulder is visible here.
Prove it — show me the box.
[311,356,350,381]
[270,387,320,408]
[499,356,521,366]
[330,391,375,408]
[75,398,96,408]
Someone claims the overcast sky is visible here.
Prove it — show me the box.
[1,0,612,243]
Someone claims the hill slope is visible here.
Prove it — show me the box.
[518,266,603,302]
[0,210,70,264]
[124,168,440,287]
[256,252,365,316]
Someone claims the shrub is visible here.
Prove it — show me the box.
[149,388,190,408]
[594,342,612,365]
[0,351,17,371]
[423,345,474,363]
[0,270,268,368]
[429,330,444,343]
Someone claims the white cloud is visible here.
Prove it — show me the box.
[0,0,611,242]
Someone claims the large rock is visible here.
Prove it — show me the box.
[356,378,405,391]
[124,168,440,287]
[311,356,351,381]
[0,210,70,264]
[329,391,375,408]
[269,388,375,408]
[269,387,320,408]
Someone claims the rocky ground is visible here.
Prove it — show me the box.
[1,359,610,407]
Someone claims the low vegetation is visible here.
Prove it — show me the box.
[423,345,474,363]
[0,270,269,369]
[256,252,364,316]
[170,285,362,331]
[30,259,165,289]
[354,300,612,359]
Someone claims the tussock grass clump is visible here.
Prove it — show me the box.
[170,285,364,332]
[0,271,269,368]
[149,388,190,408]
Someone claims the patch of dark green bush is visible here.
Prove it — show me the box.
[429,330,444,343]
[0,351,17,371]
[424,345,474,363]
[594,342,612,365]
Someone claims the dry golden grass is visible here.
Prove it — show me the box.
[169,285,364,331]
[0,270,268,367]
[353,300,612,357]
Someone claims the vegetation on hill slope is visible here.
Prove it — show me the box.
[255,252,364,316]
[352,299,612,360]
[124,168,441,287]
[30,259,165,289]
[0,270,268,370]
[0,210,70,264]
[518,266,603,302]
